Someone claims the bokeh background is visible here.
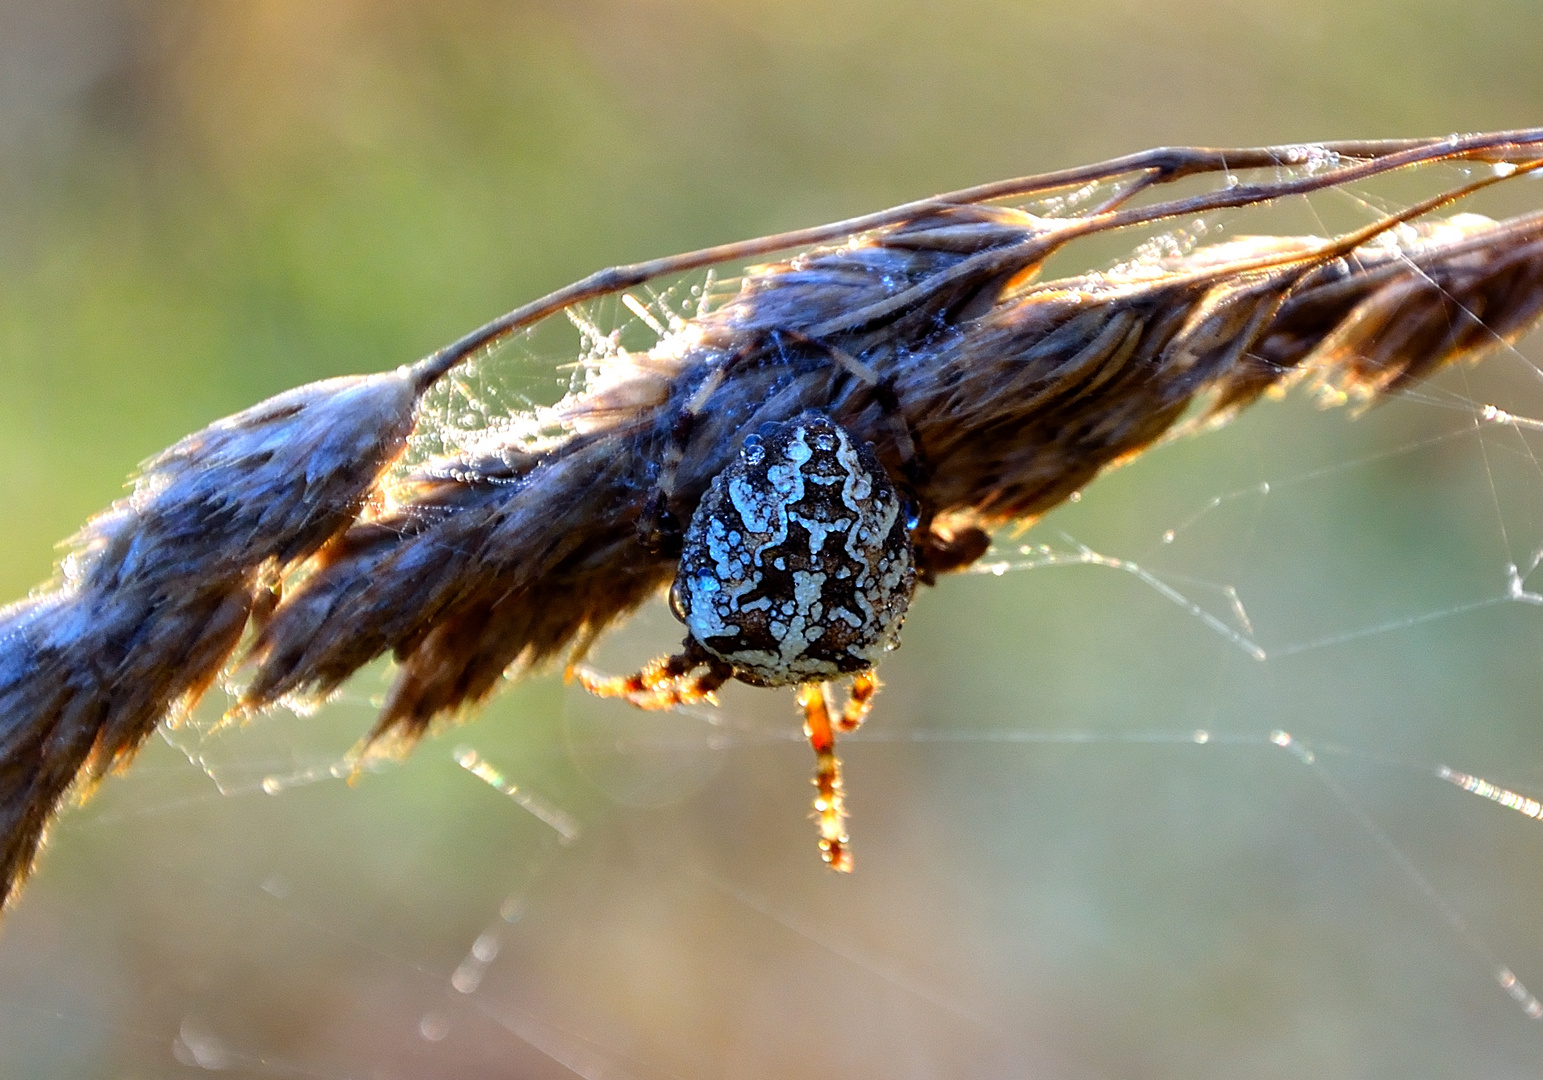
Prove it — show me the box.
[4,1,1543,1077]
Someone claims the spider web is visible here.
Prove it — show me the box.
[6,165,1543,1079]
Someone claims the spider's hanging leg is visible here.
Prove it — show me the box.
[572,641,732,712]
[798,681,854,872]
[834,669,880,734]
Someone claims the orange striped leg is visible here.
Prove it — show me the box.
[798,681,852,872]
[835,669,880,733]
[573,650,731,711]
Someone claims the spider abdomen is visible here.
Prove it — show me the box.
[670,412,916,687]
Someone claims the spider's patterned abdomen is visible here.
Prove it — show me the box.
[670,412,916,687]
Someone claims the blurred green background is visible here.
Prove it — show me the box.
[4,1,1543,1077]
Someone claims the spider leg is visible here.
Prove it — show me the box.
[639,326,858,556]
[834,669,880,733]
[848,373,995,582]
[798,681,853,872]
[572,642,732,711]
[799,332,982,582]
[913,521,992,583]
[636,363,728,555]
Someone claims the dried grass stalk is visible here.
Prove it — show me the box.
[5,130,1543,909]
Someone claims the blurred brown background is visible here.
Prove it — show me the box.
[3,1,1543,1077]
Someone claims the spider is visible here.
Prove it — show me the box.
[577,410,920,871]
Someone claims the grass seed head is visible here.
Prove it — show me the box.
[8,133,1543,907]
